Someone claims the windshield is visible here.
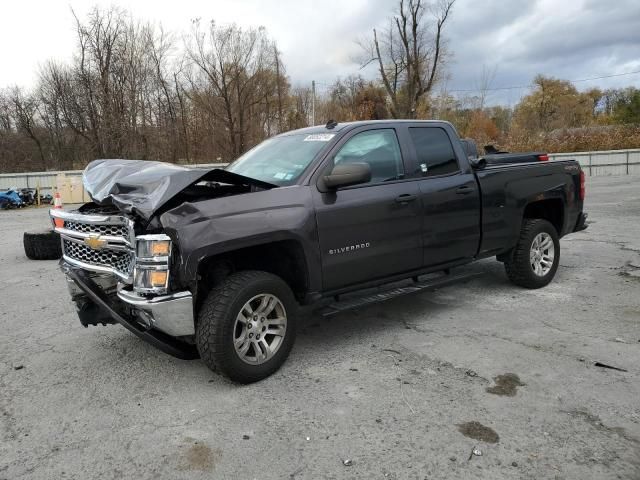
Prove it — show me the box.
[226,133,335,186]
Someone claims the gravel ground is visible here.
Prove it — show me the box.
[1,175,639,480]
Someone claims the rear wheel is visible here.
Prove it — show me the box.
[196,271,297,383]
[504,219,560,289]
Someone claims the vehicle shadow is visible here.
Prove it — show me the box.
[293,259,509,353]
[88,260,510,383]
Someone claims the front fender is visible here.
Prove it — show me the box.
[159,187,322,292]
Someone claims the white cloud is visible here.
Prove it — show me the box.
[2,0,639,105]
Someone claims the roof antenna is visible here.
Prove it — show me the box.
[325,119,337,130]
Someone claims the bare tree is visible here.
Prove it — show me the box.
[0,90,12,131]
[185,21,285,159]
[361,0,455,118]
[9,87,47,168]
[1,7,290,171]
[273,45,286,132]
[285,86,312,129]
[475,64,497,110]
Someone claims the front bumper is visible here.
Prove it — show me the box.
[62,263,198,360]
[117,286,195,337]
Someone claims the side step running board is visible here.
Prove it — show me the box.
[321,271,483,317]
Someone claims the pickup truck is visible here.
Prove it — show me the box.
[50,120,588,383]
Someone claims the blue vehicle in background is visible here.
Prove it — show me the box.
[0,189,24,209]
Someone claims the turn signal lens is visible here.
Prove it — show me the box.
[150,271,168,287]
[134,268,169,291]
[151,241,170,256]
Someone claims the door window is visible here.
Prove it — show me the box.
[408,127,459,177]
[334,129,404,184]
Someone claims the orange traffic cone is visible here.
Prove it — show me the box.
[53,190,64,228]
[54,191,63,209]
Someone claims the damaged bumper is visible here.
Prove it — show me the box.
[116,286,195,337]
[61,262,198,360]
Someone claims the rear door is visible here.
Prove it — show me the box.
[402,125,481,267]
[312,126,422,291]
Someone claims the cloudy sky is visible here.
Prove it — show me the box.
[1,0,639,106]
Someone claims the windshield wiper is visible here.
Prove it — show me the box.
[202,169,279,189]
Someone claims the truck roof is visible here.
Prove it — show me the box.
[278,119,454,136]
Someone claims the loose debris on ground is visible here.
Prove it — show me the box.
[594,362,628,372]
[486,373,525,396]
[457,422,500,443]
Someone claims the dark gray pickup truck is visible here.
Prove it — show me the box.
[51,120,587,382]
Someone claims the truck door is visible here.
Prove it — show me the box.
[404,125,481,267]
[313,127,422,291]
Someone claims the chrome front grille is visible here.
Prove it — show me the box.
[64,221,129,238]
[51,208,136,282]
[64,222,129,238]
[63,239,134,277]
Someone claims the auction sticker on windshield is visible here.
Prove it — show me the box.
[304,134,335,142]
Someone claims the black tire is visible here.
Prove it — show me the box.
[196,271,297,383]
[504,219,560,289]
[23,230,62,260]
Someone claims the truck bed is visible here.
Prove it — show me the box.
[474,159,583,258]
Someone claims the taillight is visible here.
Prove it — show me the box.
[538,154,549,161]
[579,171,585,200]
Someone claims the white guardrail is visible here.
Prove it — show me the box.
[0,150,638,199]
[548,149,640,176]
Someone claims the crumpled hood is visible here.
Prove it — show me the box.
[83,159,276,221]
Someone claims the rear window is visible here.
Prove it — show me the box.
[408,127,459,177]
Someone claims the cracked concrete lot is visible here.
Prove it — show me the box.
[1,175,639,479]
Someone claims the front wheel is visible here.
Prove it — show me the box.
[504,219,560,289]
[196,271,297,383]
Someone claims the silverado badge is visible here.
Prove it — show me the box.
[84,234,107,250]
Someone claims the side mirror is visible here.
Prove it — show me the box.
[323,162,371,189]
[469,157,487,169]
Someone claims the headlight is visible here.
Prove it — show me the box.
[137,237,171,259]
[134,234,172,294]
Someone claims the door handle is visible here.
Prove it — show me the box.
[395,194,417,204]
[456,186,473,195]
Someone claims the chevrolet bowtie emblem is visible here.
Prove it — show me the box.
[84,235,107,250]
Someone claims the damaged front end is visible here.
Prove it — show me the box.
[51,205,198,359]
[51,159,276,359]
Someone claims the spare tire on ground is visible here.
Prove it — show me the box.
[23,230,62,260]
